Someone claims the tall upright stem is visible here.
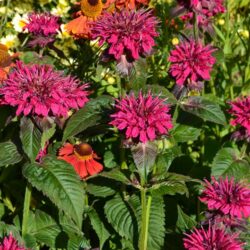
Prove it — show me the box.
[139,188,152,250]
[22,184,32,236]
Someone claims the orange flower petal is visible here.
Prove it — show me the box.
[58,143,74,156]
[77,161,88,178]
[86,158,103,176]
[65,15,92,39]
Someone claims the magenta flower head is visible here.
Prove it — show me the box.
[0,233,26,250]
[110,92,173,143]
[183,224,244,250]
[91,9,159,74]
[25,12,60,36]
[177,0,225,15]
[200,177,250,218]
[24,12,60,47]
[168,40,216,87]
[228,96,250,141]
[0,61,89,117]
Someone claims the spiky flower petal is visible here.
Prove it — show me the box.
[200,177,250,218]
[25,12,60,36]
[168,40,216,86]
[0,234,26,250]
[0,61,89,117]
[110,92,173,143]
[91,9,159,61]
[183,224,243,250]
[228,96,250,139]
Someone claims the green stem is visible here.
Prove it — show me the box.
[22,184,32,236]
[139,189,152,250]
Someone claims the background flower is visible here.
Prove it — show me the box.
[229,96,250,136]
[0,234,26,250]
[200,177,250,218]
[183,224,243,250]
[0,61,89,117]
[91,9,159,61]
[168,40,216,86]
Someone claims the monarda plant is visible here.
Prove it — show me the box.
[0,0,249,249]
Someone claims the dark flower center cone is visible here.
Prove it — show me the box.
[81,0,103,18]
[74,143,93,157]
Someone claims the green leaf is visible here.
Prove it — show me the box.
[211,148,250,180]
[22,156,84,227]
[27,210,61,248]
[131,142,158,178]
[41,124,56,149]
[100,169,131,185]
[104,151,117,169]
[129,58,148,90]
[104,195,136,242]
[86,183,115,197]
[150,181,188,196]
[63,96,113,141]
[128,195,165,250]
[156,146,182,173]
[20,117,42,162]
[89,208,110,249]
[147,196,165,250]
[172,124,201,142]
[142,85,177,105]
[176,205,196,232]
[181,96,226,125]
[0,141,22,167]
[20,51,55,65]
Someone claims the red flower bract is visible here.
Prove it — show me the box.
[0,234,26,250]
[183,224,243,250]
[91,9,159,61]
[0,61,89,117]
[228,96,250,135]
[25,12,60,36]
[58,143,103,179]
[200,177,250,218]
[168,40,216,85]
[110,92,173,143]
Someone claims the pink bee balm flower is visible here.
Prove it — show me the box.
[110,92,173,143]
[200,177,250,218]
[25,12,60,36]
[0,234,26,250]
[91,9,159,61]
[168,40,216,85]
[183,224,244,250]
[0,61,89,117]
[228,96,250,135]
[177,0,225,18]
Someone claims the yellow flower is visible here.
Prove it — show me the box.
[11,13,28,33]
[0,35,19,50]
[218,19,225,25]
[107,76,115,84]
[51,0,70,16]
[172,37,179,45]
[238,29,249,39]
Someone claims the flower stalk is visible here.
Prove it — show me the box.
[139,188,152,250]
[22,184,32,236]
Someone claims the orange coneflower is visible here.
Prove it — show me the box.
[58,143,103,179]
[65,0,104,39]
[107,0,149,10]
[0,44,16,83]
